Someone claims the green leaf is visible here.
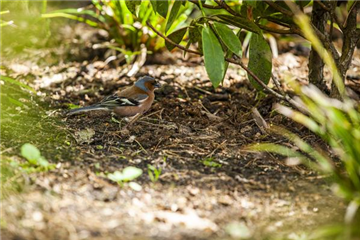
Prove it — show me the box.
[122,166,143,181]
[21,143,41,164]
[165,0,182,33]
[0,76,36,93]
[212,22,242,56]
[128,182,142,191]
[156,0,169,18]
[150,0,157,12]
[50,8,105,22]
[42,12,99,27]
[244,0,257,8]
[248,33,272,90]
[125,0,141,16]
[189,25,202,43]
[202,26,226,88]
[213,14,261,34]
[165,27,187,51]
[107,171,125,182]
[37,157,50,168]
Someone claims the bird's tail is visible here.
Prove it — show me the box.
[67,105,109,116]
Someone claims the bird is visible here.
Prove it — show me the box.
[68,76,161,123]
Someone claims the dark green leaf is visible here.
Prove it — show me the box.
[244,0,257,8]
[248,33,272,90]
[150,0,157,12]
[157,0,169,18]
[213,14,261,34]
[165,27,188,51]
[189,21,204,54]
[166,0,182,33]
[125,0,141,16]
[212,22,242,56]
[189,25,202,43]
[202,27,225,88]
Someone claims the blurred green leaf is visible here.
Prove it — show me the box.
[248,33,272,90]
[212,22,242,56]
[21,143,41,165]
[165,27,187,51]
[128,182,142,191]
[49,8,106,22]
[122,166,143,180]
[202,26,225,88]
[150,0,158,12]
[42,12,98,27]
[108,166,143,183]
[125,0,141,16]
[244,1,257,8]
[166,0,182,33]
[0,76,35,93]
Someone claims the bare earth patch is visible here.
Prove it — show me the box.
[2,53,353,239]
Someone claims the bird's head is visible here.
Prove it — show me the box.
[135,76,161,92]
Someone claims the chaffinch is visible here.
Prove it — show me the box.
[68,76,160,119]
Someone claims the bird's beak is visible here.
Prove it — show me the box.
[154,82,161,88]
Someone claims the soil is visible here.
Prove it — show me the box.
[2,23,360,240]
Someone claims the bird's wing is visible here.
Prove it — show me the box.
[130,93,149,103]
[97,95,139,109]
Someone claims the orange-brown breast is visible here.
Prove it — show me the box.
[114,85,155,117]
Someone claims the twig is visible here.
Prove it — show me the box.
[188,0,222,9]
[264,0,293,17]
[271,74,284,94]
[194,86,213,95]
[214,0,240,16]
[206,140,227,158]
[252,107,269,134]
[257,24,294,34]
[311,22,340,60]
[313,1,343,32]
[225,58,286,100]
[316,0,330,11]
[343,1,358,29]
[146,21,201,55]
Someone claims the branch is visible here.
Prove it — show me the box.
[257,24,294,34]
[214,0,240,16]
[316,0,330,11]
[147,21,286,101]
[264,0,293,17]
[146,21,201,55]
[311,22,340,60]
[226,58,285,99]
[188,0,222,9]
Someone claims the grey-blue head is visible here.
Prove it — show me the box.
[135,76,160,92]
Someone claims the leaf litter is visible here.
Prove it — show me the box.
[2,24,360,240]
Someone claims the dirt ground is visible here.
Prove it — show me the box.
[2,24,360,240]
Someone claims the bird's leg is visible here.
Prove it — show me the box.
[124,113,142,127]
[119,114,142,135]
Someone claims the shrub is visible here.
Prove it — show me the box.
[145,1,359,98]
[43,0,192,65]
